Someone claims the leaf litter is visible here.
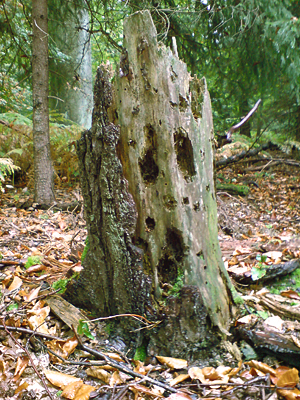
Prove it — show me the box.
[0,153,300,399]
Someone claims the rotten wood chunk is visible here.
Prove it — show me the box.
[230,259,300,284]
[257,293,300,321]
[45,295,90,330]
[237,321,300,367]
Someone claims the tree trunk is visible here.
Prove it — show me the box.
[239,99,251,137]
[32,0,55,204]
[49,1,93,129]
[66,11,237,358]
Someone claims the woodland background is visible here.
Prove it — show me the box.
[1,2,300,400]
[2,0,300,187]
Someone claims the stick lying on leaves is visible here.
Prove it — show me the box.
[72,326,178,394]
[2,319,55,400]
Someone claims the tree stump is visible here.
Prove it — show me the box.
[66,11,237,358]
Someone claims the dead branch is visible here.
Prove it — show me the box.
[227,99,262,137]
[216,141,273,169]
[2,319,55,400]
[0,324,62,341]
[246,158,300,171]
[35,338,107,367]
[73,327,178,394]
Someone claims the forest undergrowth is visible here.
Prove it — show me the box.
[0,146,300,400]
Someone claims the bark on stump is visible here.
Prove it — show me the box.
[66,11,236,359]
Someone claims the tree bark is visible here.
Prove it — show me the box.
[32,0,55,204]
[66,11,237,358]
[239,99,251,137]
[49,0,93,129]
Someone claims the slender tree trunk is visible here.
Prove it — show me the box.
[49,1,93,129]
[32,0,55,204]
[239,99,251,137]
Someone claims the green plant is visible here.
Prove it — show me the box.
[257,310,268,320]
[24,256,42,269]
[133,344,147,362]
[51,273,78,294]
[0,157,20,192]
[77,319,94,340]
[105,321,114,335]
[168,270,184,297]
[7,303,18,311]
[268,267,300,294]
[52,278,70,294]
[251,254,268,281]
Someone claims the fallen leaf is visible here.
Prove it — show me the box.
[264,316,284,330]
[28,305,51,334]
[169,374,190,386]
[46,336,78,362]
[277,388,300,400]
[166,392,194,400]
[86,367,111,383]
[281,290,300,300]
[130,384,164,398]
[156,356,188,369]
[277,368,299,388]
[12,356,29,382]
[291,335,300,349]
[8,275,23,291]
[61,381,83,399]
[264,251,282,261]
[103,352,124,362]
[73,384,95,400]
[109,371,125,387]
[245,360,276,376]
[23,286,41,302]
[14,381,29,395]
[188,367,207,383]
[44,369,82,389]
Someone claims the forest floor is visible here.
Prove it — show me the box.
[0,147,300,400]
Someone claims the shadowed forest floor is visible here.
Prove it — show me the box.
[0,146,300,400]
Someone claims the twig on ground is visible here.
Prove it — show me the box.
[72,326,178,393]
[2,319,55,400]
[0,324,63,341]
[35,338,106,366]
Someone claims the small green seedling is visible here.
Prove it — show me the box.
[251,254,268,281]
[77,319,94,340]
[133,344,147,362]
[25,256,42,269]
[7,303,18,311]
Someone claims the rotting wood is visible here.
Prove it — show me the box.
[45,295,90,330]
[230,259,300,285]
[65,10,238,358]
[237,321,300,367]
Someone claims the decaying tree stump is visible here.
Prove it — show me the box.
[66,11,238,358]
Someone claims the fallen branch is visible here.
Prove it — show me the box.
[246,158,300,171]
[2,319,55,400]
[216,141,273,169]
[73,327,178,393]
[0,324,63,341]
[230,259,300,285]
[36,338,106,367]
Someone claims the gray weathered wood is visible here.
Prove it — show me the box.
[66,11,238,356]
[116,11,235,333]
